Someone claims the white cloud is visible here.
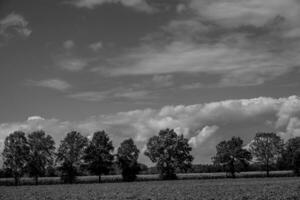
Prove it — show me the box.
[0,13,32,37]
[89,41,103,51]
[1,96,300,164]
[67,0,154,12]
[63,40,75,49]
[189,125,219,148]
[29,79,72,91]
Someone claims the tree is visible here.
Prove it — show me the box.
[117,138,140,181]
[281,137,300,170]
[293,150,300,176]
[2,131,30,185]
[27,130,55,185]
[212,137,252,178]
[83,131,114,183]
[250,132,283,177]
[56,131,88,183]
[144,129,193,180]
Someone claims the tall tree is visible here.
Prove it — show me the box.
[212,137,252,178]
[83,131,114,183]
[117,138,140,181]
[56,131,88,183]
[293,150,300,176]
[250,132,283,177]
[27,130,55,185]
[2,131,30,185]
[281,137,300,169]
[145,129,193,180]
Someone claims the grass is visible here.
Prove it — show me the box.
[0,171,294,186]
[0,177,299,200]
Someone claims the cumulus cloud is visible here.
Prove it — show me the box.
[28,79,72,91]
[0,13,32,37]
[189,125,219,148]
[1,96,300,164]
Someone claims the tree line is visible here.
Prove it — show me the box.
[1,129,300,185]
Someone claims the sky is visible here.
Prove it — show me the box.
[1,0,300,165]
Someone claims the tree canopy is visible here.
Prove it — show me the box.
[145,129,193,179]
[27,130,55,185]
[213,137,252,178]
[117,138,140,181]
[2,131,30,185]
[56,131,88,183]
[83,131,114,183]
[250,132,283,177]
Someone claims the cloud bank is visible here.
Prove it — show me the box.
[1,96,300,164]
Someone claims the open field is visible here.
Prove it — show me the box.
[0,177,300,200]
[0,171,294,186]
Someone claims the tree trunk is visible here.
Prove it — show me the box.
[230,160,235,178]
[266,160,270,177]
[14,176,19,186]
[35,176,38,185]
[98,175,101,183]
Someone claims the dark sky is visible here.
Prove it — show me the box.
[0,0,300,164]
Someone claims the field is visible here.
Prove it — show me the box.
[0,177,300,200]
[0,171,294,186]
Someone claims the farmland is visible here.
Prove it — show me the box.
[1,177,300,200]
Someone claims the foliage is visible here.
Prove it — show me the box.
[27,130,55,185]
[83,131,114,183]
[293,150,300,176]
[144,129,193,179]
[250,132,283,176]
[56,131,88,183]
[117,138,140,181]
[2,131,30,185]
[213,137,252,178]
[279,137,300,170]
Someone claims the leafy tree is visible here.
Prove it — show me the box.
[280,137,300,170]
[212,137,252,178]
[27,130,55,185]
[56,131,88,183]
[83,131,114,183]
[144,129,193,180]
[117,138,140,181]
[293,150,300,176]
[2,131,30,185]
[250,132,283,177]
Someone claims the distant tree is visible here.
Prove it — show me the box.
[83,131,114,183]
[212,137,252,178]
[293,150,300,176]
[2,131,30,185]
[280,137,300,170]
[56,131,88,183]
[117,138,140,181]
[144,129,193,180]
[27,130,55,185]
[250,132,283,177]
